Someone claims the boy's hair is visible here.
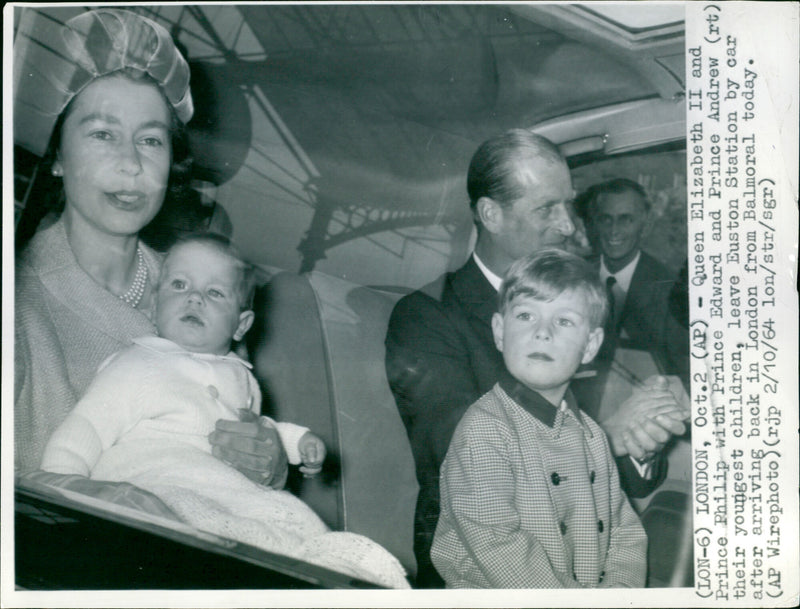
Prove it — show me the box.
[163,232,257,310]
[498,249,608,328]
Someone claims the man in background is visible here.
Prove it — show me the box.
[581,178,689,386]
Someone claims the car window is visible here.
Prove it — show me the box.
[571,145,687,273]
[10,2,688,594]
[14,4,684,290]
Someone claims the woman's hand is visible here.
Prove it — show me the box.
[22,470,180,521]
[208,410,289,489]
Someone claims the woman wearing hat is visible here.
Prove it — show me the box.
[15,9,286,498]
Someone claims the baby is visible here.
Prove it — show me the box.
[431,249,647,588]
[41,233,408,589]
[43,233,325,480]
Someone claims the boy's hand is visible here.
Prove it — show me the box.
[209,411,289,489]
[298,431,326,476]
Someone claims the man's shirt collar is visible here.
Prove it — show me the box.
[473,251,503,291]
[599,250,640,293]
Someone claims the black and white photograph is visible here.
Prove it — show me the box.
[2,2,797,606]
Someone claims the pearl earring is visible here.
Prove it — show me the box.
[52,167,63,177]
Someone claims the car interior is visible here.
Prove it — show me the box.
[12,3,691,590]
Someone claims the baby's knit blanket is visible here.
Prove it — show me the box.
[98,443,410,589]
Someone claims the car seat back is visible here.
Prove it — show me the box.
[247,270,418,575]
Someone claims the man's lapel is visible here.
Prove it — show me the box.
[622,252,649,318]
[450,256,498,329]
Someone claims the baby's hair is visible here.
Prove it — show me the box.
[498,249,608,328]
[163,232,257,310]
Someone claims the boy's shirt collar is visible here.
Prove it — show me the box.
[132,335,252,368]
[498,371,591,436]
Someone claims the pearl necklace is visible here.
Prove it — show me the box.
[119,246,148,308]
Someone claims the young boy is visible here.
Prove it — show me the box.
[430,249,647,588]
[41,233,409,589]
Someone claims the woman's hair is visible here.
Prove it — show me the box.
[497,248,608,328]
[466,129,565,220]
[15,69,193,252]
[164,232,257,311]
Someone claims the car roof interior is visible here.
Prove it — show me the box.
[14,4,685,289]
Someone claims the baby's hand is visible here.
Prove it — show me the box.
[298,431,326,476]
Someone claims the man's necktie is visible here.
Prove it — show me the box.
[597,275,622,364]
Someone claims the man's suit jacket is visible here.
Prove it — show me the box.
[385,258,502,586]
[592,252,689,386]
[616,252,675,352]
[385,256,664,587]
[620,252,690,385]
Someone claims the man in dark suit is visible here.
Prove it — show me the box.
[385,131,688,587]
[582,178,690,386]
